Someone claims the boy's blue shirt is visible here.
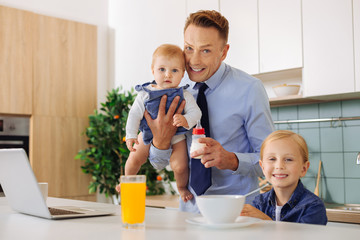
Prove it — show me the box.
[252,180,328,225]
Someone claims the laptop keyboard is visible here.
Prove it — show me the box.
[48,207,83,215]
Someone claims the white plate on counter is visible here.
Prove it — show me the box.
[186,216,261,229]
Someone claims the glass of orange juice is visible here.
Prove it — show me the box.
[120,175,146,228]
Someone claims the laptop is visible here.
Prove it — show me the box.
[0,148,115,219]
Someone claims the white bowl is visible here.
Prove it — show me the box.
[196,195,245,224]
[272,84,300,97]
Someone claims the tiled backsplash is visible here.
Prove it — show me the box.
[271,99,360,204]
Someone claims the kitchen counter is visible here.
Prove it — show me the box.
[146,195,360,224]
[326,204,360,224]
[146,194,179,209]
[1,197,360,240]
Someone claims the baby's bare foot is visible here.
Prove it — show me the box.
[178,187,193,202]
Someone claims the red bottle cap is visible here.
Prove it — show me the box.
[193,127,205,135]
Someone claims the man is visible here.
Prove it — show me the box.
[145,10,274,213]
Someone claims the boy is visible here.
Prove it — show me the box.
[116,44,201,202]
[241,130,327,225]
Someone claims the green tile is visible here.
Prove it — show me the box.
[321,178,345,204]
[345,179,360,204]
[344,152,360,178]
[320,153,344,178]
[307,154,321,177]
[301,177,316,192]
[319,101,342,118]
[342,99,360,117]
[278,106,298,120]
[298,104,320,128]
[319,101,342,128]
[277,106,298,130]
[299,128,320,152]
[342,100,360,126]
[270,107,278,121]
[343,126,360,151]
[320,127,343,152]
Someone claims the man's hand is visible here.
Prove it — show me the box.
[144,95,186,150]
[190,137,239,171]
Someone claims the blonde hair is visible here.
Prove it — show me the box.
[151,44,185,70]
[260,130,309,163]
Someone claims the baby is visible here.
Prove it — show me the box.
[116,44,201,202]
[241,130,327,225]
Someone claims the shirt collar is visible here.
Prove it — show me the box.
[268,180,305,208]
[190,62,226,91]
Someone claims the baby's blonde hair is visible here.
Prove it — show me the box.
[151,44,185,70]
[260,130,309,163]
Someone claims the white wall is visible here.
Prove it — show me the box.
[108,0,187,92]
[0,0,110,107]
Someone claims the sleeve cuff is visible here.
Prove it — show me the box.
[148,143,172,170]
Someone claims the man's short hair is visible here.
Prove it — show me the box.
[184,10,229,43]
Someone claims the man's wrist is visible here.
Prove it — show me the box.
[230,152,239,171]
[152,138,171,150]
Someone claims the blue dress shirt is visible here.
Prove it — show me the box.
[252,180,328,225]
[149,62,275,212]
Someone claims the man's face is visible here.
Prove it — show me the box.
[184,24,229,83]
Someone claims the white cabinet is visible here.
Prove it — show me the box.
[221,0,259,75]
[258,0,302,73]
[112,0,187,90]
[354,0,360,92]
[186,0,219,14]
[302,0,354,97]
[220,0,302,75]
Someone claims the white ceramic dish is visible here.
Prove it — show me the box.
[196,195,245,224]
[186,216,261,229]
[272,84,300,97]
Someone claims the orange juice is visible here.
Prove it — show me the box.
[121,182,146,224]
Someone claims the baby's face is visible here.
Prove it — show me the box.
[152,56,185,89]
[260,138,309,193]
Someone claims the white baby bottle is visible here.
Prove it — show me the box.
[190,120,206,159]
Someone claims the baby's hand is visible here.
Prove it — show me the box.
[115,184,121,193]
[173,114,189,129]
[126,139,138,152]
[240,204,272,220]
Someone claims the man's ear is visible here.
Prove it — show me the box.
[221,44,230,61]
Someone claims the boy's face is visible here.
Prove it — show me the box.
[184,24,229,83]
[152,55,185,89]
[260,137,309,193]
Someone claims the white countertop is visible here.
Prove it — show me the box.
[0,197,359,240]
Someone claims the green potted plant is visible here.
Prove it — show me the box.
[75,87,175,204]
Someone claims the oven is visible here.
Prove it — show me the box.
[0,115,30,193]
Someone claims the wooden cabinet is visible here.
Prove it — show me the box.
[32,14,97,117]
[258,0,302,73]
[0,6,97,201]
[354,0,360,92]
[0,6,32,115]
[31,14,97,200]
[302,0,354,97]
[221,0,259,75]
